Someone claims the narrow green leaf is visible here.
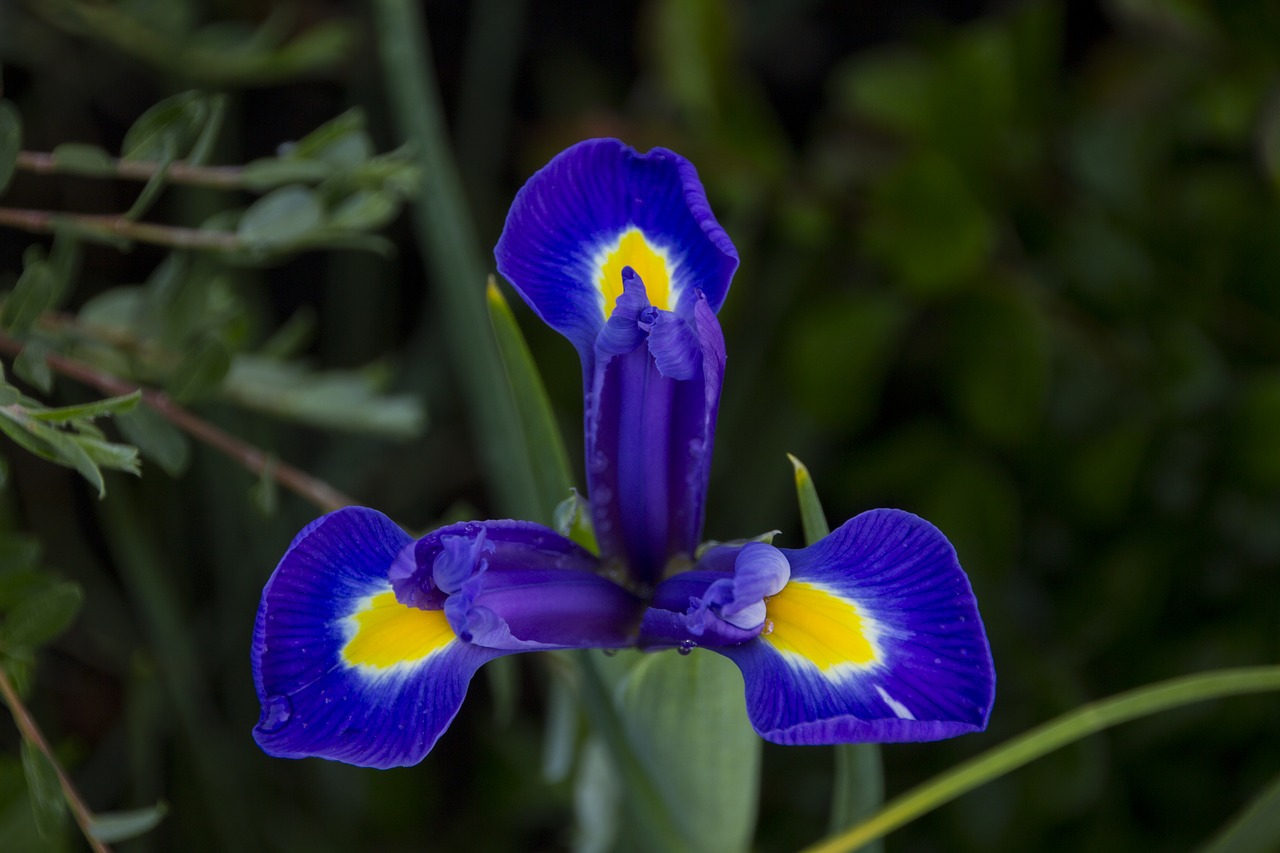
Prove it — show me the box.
[1,254,56,335]
[554,490,599,555]
[803,666,1280,853]
[241,157,335,190]
[50,143,117,177]
[115,407,190,477]
[89,802,169,843]
[220,355,425,439]
[328,189,399,231]
[12,341,53,395]
[19,742,66,839]
[166,337,232,402]
[488,279,574,525]
[0,581,83,651]
[283,108,368,164]
[122,91,212,162]
[237,185,324,248]
[1201,772,1280,853]
[123,156,174,221]
[0,100,21,195]
[27,391,141,423]
[620,650,760,853]
[75,435,142,477]
[788,453,831,542]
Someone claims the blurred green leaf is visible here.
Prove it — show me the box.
[0,100,21,195]
[0,581,82,652]
[283,108,370,166]
[1,251,55,336]
[327,189,400,231]
[13,341,54,395]
[785,292,909,430]
[19,743,65,840]
[862,153,993,295]
[1231,374,1280,489]
[88,802,168,843]
[49,143,116,177]
[237,186,324,248]
[115,406,190,477]
[945,287,1050,445]
[620,650,759,853]
[0,536,41,576]
[1067,419,1150,523]
[122,90,213,162]
[220,355,425,439]
[166,337,232,403]
[1200,772,1280,853]
[241,158,334,190]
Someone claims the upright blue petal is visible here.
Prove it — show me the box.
[586,287,727,588]
[251,508,501,768]
[495,138,738,363]
[640,510,995,744]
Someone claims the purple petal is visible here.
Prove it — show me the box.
[251,507,501,768]
[495,139,738,360]
[446,567,642,650]
[722,509,995,744]
[397,520,642,651]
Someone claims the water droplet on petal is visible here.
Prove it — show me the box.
[678,640,696,655]
[259,695,292,733]
[759,620,775,636]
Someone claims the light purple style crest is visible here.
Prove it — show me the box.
[250,138,995,768]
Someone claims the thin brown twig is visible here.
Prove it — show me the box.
[16,150,248,190]
[0,207,242,251]
[0,667,111,853]
[0,333,356,514]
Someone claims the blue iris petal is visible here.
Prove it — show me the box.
[495,138,738,361]
[251,507,501,768]
[640,510,995,745]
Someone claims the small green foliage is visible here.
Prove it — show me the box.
[88,802,169,844]
[19,743,64,840]
[236,186,325,249]
[0,380,141,498]
[122,91,217,162]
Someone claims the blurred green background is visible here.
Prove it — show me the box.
[1,0,1278,850]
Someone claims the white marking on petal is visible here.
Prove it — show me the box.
[875,685,917,720]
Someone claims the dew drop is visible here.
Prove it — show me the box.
[759,620,775,637]
[259,695,293,734]
[677,640,696,655]
[602,648,619,657]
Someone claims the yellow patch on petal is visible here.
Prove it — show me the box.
[342,591,455,669]
[597,228,672,317]
[763,582,879,670]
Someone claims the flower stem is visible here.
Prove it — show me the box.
[801,665,1280,853]
[0,332,356,513]
[0,667,111,853]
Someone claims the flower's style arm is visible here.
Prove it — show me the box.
[495,139,737,587]
[640,509,996,743]
[252,508,640,768]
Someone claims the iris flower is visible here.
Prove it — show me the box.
[251,139,995,768]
